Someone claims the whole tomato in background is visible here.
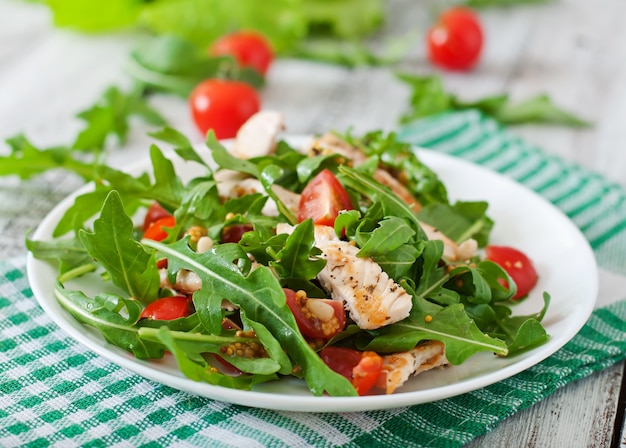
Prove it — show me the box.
[427,7,483,71]
[210,31,275,76]
[189,79,261,139]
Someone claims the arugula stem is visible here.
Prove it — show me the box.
[58,263,97,283]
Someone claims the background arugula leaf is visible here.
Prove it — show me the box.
[397,73,590,128]
[127,35,264,97]
[73,86,166,151]
[79,191,160,302]
[148,126,210,167]
[1,135,93,180]
[25,235,92,275]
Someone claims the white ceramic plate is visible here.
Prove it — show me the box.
[27,137,598,412]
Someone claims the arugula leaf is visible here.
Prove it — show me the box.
[356,216,416,258]
[342,130,449,206]
[54,282,164,359]
[25,234,92,275]
[338,165,427,239]
[270,219,326,284]
[143,237,357,396]
[127,35,264,97]
[73,85,166,152]
[417,201,493,246]
[359,299,508,364]
[141,326,278,388]
[1,135,93,180]
[148,126,210,167]
[396,73,590,128]
[79,191,160,302]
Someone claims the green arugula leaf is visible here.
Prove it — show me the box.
[148,126,210,167]
[73,86,166,151]
[1,135,94,180]
[397,73,590,128]
[360,299,508,364]
[270,219,326,283]
[127,35,264,97]
[54,282,164,359]
[418,201,493,246]
[46,0,141,32]
[357,216,416,258]
[79,191,160,302]
[143,237,357,396]
[25,234,92,275]
[141,326,277,388]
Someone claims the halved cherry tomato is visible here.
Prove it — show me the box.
[222,224,254,243]
[143,202,172,232]
[143,216,176,241]
[189,79,261,139]
[320,347,384,395]
[485,245,538,300]
[298,169,353,227]
[210,31,274,76]
[283,288,346,340]
[140,296,194,320]
[427,7,483,71]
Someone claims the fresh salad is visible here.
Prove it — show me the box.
[28,111,550,397]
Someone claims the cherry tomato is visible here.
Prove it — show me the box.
[298,169,353,227]
[189,79,261,139]
[320,347,384,395]
[485,245,538,300]
[143,202,172,232]
[140,296,194,320]
[143,216,176,241]
[210,31,274,76]
[427,7,483,71]
[222,224,253,243]
[284,288,346,340]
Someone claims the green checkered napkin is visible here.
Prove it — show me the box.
[2,110,626,448]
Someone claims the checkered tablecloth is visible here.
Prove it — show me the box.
[1,111,626,447]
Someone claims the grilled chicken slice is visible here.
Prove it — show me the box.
[376,341,448,394]
[231,110,285,159]
[277,224,413,330]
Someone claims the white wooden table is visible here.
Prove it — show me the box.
[1,0,625,446]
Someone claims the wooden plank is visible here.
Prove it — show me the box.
[465,362,624,447]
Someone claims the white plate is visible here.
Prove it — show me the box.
[27,136,598,412]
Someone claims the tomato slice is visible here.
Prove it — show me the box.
[143,202,172,232]
[143,216,176,241]
[140,296,194,320]
[485,245,538,300]
[298,169,353,227]
[283,288,346,340]
[320,347,383,395]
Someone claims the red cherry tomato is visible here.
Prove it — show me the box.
[320,347,384,395]
[140,296,194,320]
[189,79,261,139]
[143,216,176,241]
[485,245,538,300]
[143,202,172,232]
[298,169,353,227]
[283,288,346,340]
[427,7,483,71]
[210,31,274,76]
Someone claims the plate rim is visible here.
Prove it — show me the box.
[26,136,599,412]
